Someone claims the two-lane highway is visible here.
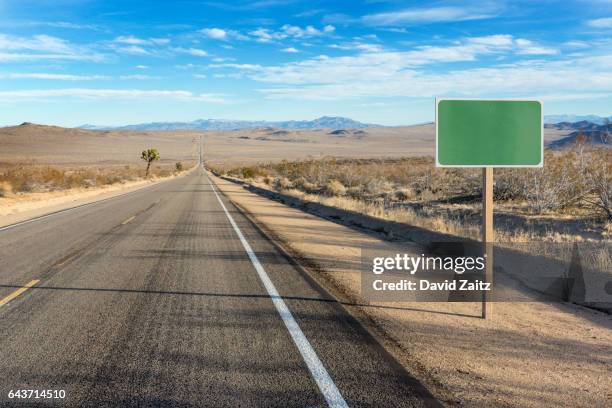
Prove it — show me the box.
[0,168,440,407]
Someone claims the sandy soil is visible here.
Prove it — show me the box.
[210,172,612,408]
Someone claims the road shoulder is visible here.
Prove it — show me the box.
[0,168,194,228]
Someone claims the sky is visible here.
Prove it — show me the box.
[0,0,611,127]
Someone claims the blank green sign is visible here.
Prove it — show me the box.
[436,99,542,167]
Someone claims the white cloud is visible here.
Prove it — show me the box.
[211,35,561,86]
[173,47,208,57]
[0,88,228,103]
[1,73,109,80]
[363,6,498,26]
[200,28,247,41]
[26,21,101,30]
[515,39,558,55]
[249,24,335,42]
[330,42,384,52]
[193,74,207,79]
[206,35,609,102]
[150,38,170,45]
[119,74,161,80]
[587,17,612,28]
[563,40,590,49]
[0,34,72,53]
[201,28,227,39]
[116,45,150,55]
[0,34,102,61]
[136,65,149,69]
[281,47,299,53]
[114,35,147,45]
[255,55,612,101]
[114,36,170,45]
[468,34,513,47]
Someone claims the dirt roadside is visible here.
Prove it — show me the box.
[0,167,195,228]
[210,172,612,408]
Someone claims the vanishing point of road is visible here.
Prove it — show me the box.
[0,168,440,407]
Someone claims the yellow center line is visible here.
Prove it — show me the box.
[0,279,40,307]
[121,215,136,225]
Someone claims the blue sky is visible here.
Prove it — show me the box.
[0,0,611,126]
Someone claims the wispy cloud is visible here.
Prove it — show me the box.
[281,47,299,53]
[0,88,228,103]
[115,45,150,55]
[249,24,335,42]
[329,42,384,52]
[201,28,228,39]
[0,34,103,61]
[114,36,170,45]
[515,39,558,55]
[587,17,612,28]
[0,73,110,80]
[173,47,208,57]
[26,21,102,30]
[204,34,604,101]
[362,5,500,26]
[119,74,161,80]
[200,27,247,40]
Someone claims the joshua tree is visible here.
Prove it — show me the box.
[141,148,160,177]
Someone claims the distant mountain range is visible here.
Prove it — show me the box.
[544,114,611,125]
[80,116,381,131]
[547,121,611,149]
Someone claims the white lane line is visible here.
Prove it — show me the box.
[210,180,348,408]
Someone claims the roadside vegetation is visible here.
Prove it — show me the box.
[0,162,186,198]
[210,144,611,242]
[141,148,160,177]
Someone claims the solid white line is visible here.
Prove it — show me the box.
[209,179,348,408]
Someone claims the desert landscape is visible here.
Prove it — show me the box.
[1,119,610,407]
[2,1,611,406]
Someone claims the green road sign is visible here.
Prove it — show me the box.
[436,99,543,167]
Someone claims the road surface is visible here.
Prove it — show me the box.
[0,168,440,407]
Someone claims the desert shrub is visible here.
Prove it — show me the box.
[0,181,12,197]
[0,162,183,194]
[347,186,363,198]
[325,179,346,196]
[394,188,415,201]
[221,150,610,219]
[175,162,183,171]
[582,148,612,219]
[364,178,393,196]
[273,177,293,190]
[521,149,587,213]
[418,189,438,202]
[294,176,318,193]
[241,167,256,179]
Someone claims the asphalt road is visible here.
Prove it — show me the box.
[0,168,440,407]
